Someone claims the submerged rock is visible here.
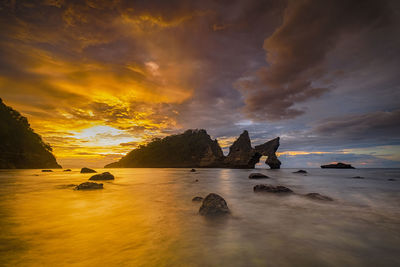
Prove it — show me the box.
[321,162,355,169]
[352,176,364,179]
[190,168,196,172]
[75,182,103,190]
[249,173,269,179]
[388,178,396,181]
[80,167,97,173]
[56,184,77,189]
[199,193,230,216]
[305,193,333,201]
[293,170,307,174]
[89,172,114,180]
[192,196,203,202]
[253,184,293,193]
[64,169,72,172]
[41,169,53,172]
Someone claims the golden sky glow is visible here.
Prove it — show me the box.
[1,1,399,168]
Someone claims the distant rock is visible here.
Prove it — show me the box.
[64,169,72,172]
[41,169,53,172]
[192,196,203,202]
[249,173,269,179]
[321,162,355,169]
[89,172,114,180]
[199,193,230,216]
[104,129,281,169]
[0,98,62,169]
[56,184,77,189]
[190,169,196,172]
[75,182,103,190]
[388,178,396,181]
[195,179,199,182]
[293,170,307,174]
[352,176,364,179]
[80,167,96,173]
[253,184,293,193]
[305,193,333,201]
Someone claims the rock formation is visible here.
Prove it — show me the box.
[75,182,103,190]
[80,167,96,173]
[249,173,269,179]
[321,162,355,169]
[89,172,114,180]
[305,193,333,201]
[199,193,230,216]
[253,184,293,193]
[105,129,281,169]
[0,98,61,169]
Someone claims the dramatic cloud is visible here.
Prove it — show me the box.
[239,0,392,120]
[0,0,399,167]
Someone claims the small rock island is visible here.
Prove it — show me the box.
[0,98,61,169]
[321,162,355,169]
[105,129,281,169]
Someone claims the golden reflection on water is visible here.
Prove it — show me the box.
[0,168,399,266]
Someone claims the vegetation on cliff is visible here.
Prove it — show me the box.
[105,129,281,169]
[0,98,61,169]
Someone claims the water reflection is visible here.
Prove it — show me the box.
[0,168,399,266]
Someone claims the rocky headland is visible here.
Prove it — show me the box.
[105,129,281,169]
[0,98,61,169]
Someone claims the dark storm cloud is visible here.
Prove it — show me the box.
[0,0,399,167]
[239,0,393,121]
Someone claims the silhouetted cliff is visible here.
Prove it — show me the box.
[0,98,61,169]
[105,129,281,169]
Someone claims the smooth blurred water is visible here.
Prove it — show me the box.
[0,168,399,267]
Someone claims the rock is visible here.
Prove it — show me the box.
[190,169,196,172]
[305,193,333,201]
[293,170,307,174]
[75,182,103,190]
[388,178,396,181]
[192,196,203,202]
[89,172,114,180]
[321,162,355,169]
[80,167,97,173]
[352,176,364,179]
[249,173,269,179]
[224,130,261,168]
[104,129,281,170]
[199,193,230,216]
[255,137,281,169]
[253,184,293,193]
[41,169,53,172]
[56,184,77,189]
[195,179,199,182]
[63,169,72,172]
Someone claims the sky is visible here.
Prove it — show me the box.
[0,0,399,168]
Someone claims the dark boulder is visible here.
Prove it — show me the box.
[388,178,396,181]
[293,170,307,174]
[41,169,53,172]
[305,193,333,201]
[253,184,293,193]
[75,182,103,190]
[249,173,269,179]
[89,172,114,180]
[199,193,230,216]
[64,169,72,172]
[352,176,364,179]
[190,169,196,172]
[192,196,203,202]
[80,167,97,173]
[321,162,355,169]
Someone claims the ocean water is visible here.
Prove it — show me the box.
[0,168,399,267]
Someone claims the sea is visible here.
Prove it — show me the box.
[0,168,399,267]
